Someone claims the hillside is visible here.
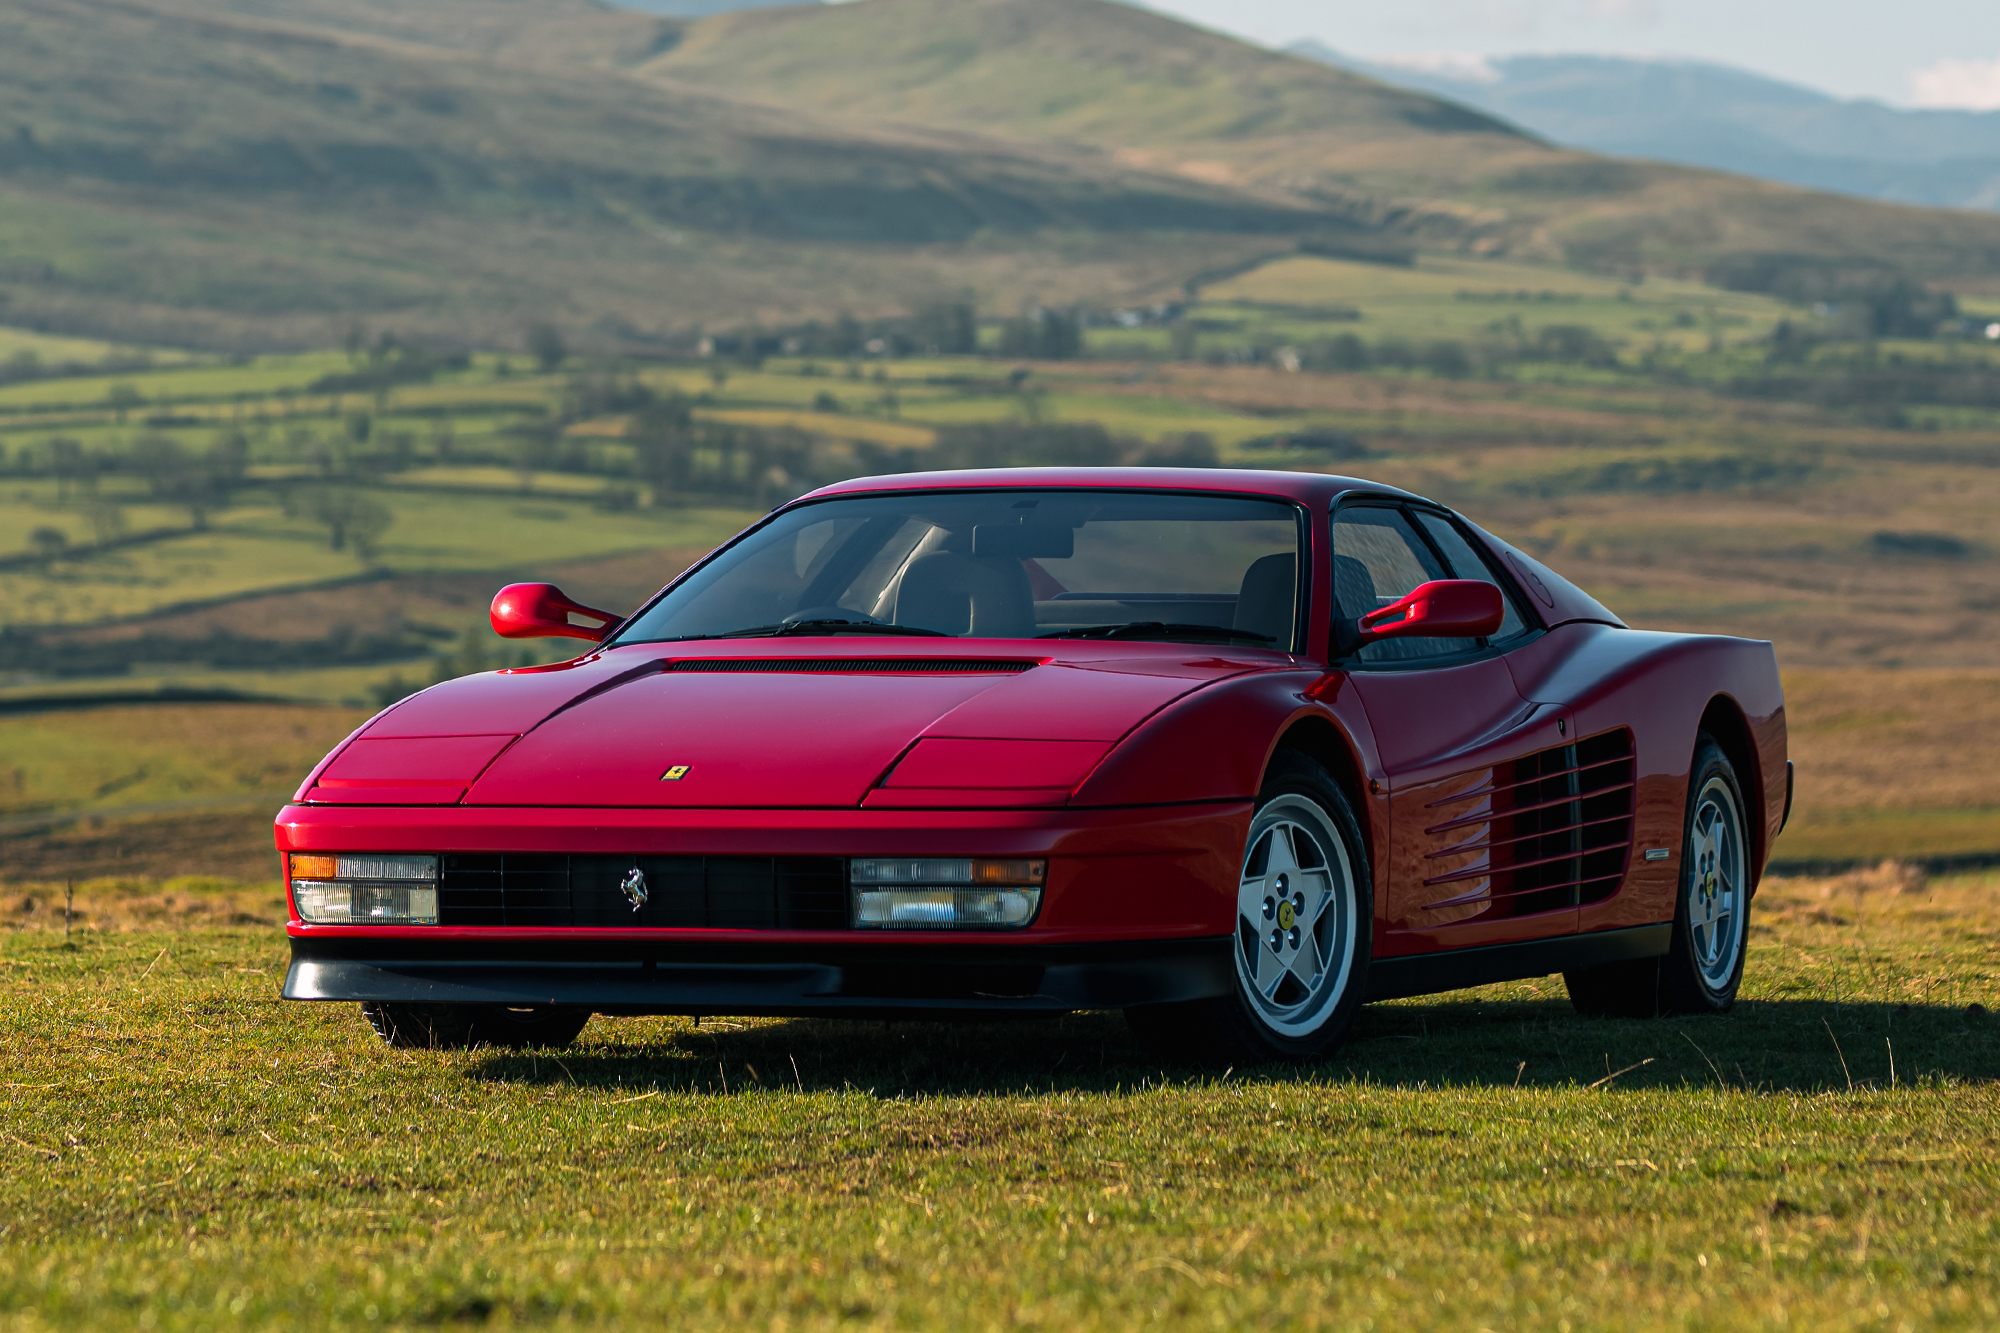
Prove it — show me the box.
[647,0,2000,291]
[154,0,686,67]
[646,0,1522,161]
[8,0,2000,349]
[0,0,1329,348]
[1292,43,2000,214]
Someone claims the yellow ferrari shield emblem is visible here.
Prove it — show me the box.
[661,765,691,781]
[1277,900,1296,930]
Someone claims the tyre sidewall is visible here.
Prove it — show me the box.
[1664,736,1750,1013]
[1219,752,1374,1061]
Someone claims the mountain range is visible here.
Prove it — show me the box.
[1289,42,2000,214]
[3,0,2000,350]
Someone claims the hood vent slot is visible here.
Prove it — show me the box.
[664,658,1034,675]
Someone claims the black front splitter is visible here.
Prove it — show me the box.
[284,934,1235,1016]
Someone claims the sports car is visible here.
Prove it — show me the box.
[277,467,1790,1061]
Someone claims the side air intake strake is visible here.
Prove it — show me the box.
[663,659,1035,674]
[1416,728,1637,918]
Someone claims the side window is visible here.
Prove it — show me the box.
[1332,506,1476,664]
[1412,511,1531,643]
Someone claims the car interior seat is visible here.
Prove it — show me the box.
[894,552,1036,637]
[1233,553,1297,647]
[1332,554,1378,621]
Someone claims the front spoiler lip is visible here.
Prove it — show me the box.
[283,935,1235,1014]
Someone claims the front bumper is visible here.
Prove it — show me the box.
[276,801,1252,1013]
[276,801,1254,940]
[283,934,1235,1015]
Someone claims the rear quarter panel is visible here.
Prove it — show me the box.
[1503,624,1786,932]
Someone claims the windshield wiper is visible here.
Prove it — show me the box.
[673,618,951,641]
[1037,621,1276,645]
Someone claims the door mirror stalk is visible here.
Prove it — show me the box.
[1353,579,1505,645]
[490,583,622,642]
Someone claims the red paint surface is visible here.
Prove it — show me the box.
[277,468,1788,983]
[309,735,517,805]
[884,738,1110,789]
[278,800,1250,940]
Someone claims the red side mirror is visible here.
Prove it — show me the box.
[1356,579,1504,643]
[490,583,621,642]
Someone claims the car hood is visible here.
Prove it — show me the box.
[312,642,1280,809]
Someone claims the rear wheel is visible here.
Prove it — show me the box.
[360,1002,590,1050]
[1128,750,1371,1063]
[1565,733,1751,1017]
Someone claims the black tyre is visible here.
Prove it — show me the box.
[360,1002,591,1050]
[1564,733,1751,1017]
[1128,750,1372,1063]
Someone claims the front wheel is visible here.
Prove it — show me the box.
[1128,750,1372,1062]
[360,1002,590,1050]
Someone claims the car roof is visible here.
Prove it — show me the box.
[797,467,1421,507]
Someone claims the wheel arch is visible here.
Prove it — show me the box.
[1270,716,1375,874]
[1697,693,1765,885]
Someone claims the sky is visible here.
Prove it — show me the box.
[1139,0,2000,110]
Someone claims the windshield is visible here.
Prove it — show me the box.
[612,489,1305,650]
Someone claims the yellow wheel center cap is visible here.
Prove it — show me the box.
[1277,901,1296,931]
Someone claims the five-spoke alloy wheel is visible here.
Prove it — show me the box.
[1657,735,1752,1012]
[1565,731,1753,1017]
[1235,795,1362,1039]
[1128,750,1371,1062]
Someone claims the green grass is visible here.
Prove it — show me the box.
[0,352,359,412]
[0,327,191,367]
[0,495,755,627]
[1195,254,1797,351]
[0,869,1994,1329]
[0,663,423,712]
[0,704,365,822]
[1777,808,2000,864]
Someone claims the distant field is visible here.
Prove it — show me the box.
[1195,253,1796,350]
[1,656,1994,882]
[0,866,1993,1330]
[0,703,365,825]
[0,327,193,367]
[1,244,1998,865]
[0,490,753,628]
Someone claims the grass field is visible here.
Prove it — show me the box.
[0,489,752,629]
[4,244,2000,868]
[1194,253,1798,351]
[0,704,367,824]
[0,866,1993,1330]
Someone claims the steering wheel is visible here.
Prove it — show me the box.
[783,606,882,626]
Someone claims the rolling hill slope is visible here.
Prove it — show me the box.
[646,0,2000,290]
[647,0,1521,149]
[7,0,2000,350]
[152,0,686,68]
[0,0,1333,347]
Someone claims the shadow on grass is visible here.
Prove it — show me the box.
[466,996,1999,1097]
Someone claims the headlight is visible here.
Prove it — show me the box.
[290,854,439,925]
[850,858,1045,930]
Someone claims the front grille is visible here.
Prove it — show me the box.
[440,854,848,929]
[664,659,1034,674]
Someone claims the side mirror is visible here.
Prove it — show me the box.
[490,583,621,642]
[1356,579,1504,644]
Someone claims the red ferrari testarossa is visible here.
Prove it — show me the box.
[278,468,1790,1060]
